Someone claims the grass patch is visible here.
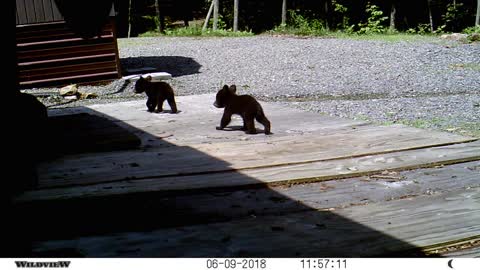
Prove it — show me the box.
[449,63,480,71]
[396,118,443,129]
[139,26,254,37]
[352,115,480,138]
[117,38,159,48]
[353,114,371,122]
[266,28,442,43]
[389,118,480,138]
[329,32,440,43]
[269,24,328,36]
[451,122,480,138]
[268,10,328,36]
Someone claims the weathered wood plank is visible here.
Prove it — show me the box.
[16,6,20,24]
[16,0,28,25]
[14,162,480,242]
[42,0,54,22]
[80,95,369,145]
[442,244,480,257]
[34,0,45,22]
[51,0,63,21]
[43,113,141,157]
[36,95,475,188]
[24,0,37,23]
[36,130,476,189]
[17,43,116,62]
[18,142,480,202]
[184,125,473,163]
[47,95,474,148]
[30,187,480,257]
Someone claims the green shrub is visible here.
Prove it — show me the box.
[332,0,349,30]
[437,3,466,33]
[407,24,433,35]
[356,3,388,34]
[463,26,480,34]
[139,25,254,37]
[270,10,327,36]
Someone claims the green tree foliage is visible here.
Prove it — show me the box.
[437,2,467,32]
[357,3,389,34]
[120,0,480,37]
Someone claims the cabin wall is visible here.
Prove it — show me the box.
[16,0,121,88]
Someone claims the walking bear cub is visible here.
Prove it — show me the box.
[134,76,178,113]
[214,85,271,135]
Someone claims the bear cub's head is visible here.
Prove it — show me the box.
[134,75,153,94]
[213,85,237,108]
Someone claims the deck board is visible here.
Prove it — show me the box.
[442,245,480,257]
[36,94,476,190]
[15,162,480,243]
[17,94,480,257]
[46,113,141,156]
[18,141,480,202]
[30,187,480,257]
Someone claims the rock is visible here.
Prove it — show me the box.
[64,95,78,100]
[468,33,480,42]
[59,84,78,96]
[440,33,468,42]
[79,92,98,99]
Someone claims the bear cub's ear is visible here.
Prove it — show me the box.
[229,85,237,93]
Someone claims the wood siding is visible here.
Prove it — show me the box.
[16,19,121,88]
[16,1,121,88]
[16,0,64,25]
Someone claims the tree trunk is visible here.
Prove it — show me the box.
[213,0,219,30]
[281,0,287,26]
[390,2,396,31]
[427,0,434,33]
[233,0,239,31]
[476,0,480,26]
[202,1,215,32]
[127,0,132,38]
[154,0,165,33]
[324,0,331,31]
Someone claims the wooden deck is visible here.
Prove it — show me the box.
[14,94,480,257]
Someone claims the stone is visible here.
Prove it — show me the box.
[440,33,468,42]
[59,84,78,96]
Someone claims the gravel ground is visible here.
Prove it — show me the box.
[24,35,480,137]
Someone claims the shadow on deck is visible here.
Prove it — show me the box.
[7,112,431,258]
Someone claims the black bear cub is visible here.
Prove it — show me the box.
[214,85,271,135]
[134,76,178,113]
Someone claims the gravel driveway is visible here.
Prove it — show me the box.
[26,36,480,137]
